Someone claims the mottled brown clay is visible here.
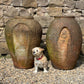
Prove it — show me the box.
[5,16,42,69]
[46,16,82,70]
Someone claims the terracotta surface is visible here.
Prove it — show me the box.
[5,16,42,69]
[46,16,82,70]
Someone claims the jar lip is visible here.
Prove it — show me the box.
[54,16,75,18]
[14,16,34,19]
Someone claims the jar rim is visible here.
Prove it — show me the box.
[54,16,75,18]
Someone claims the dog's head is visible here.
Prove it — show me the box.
[32,47,44,57]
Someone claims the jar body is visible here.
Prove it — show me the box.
[5,17,42,69]
[46,16,82,70]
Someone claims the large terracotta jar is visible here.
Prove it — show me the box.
[5,16,42,69]
[46,16,82,70]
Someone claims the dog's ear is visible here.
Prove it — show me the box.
[40,48,45,52]
[32,48,34,52]
[32,48,33,51]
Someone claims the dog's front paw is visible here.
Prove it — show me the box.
[44,70,48,73]
[44,68,48,73]
[33,70,37,73]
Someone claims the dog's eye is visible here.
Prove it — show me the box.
[36,50,38,52]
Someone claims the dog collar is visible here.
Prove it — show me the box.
[37,55,43,60]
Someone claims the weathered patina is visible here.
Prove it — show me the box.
[5,16,42,69]
[46,16,82,70]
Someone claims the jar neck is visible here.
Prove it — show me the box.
[13,16,34,19]
[54,16,75,18]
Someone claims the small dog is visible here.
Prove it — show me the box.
[32,47,48,73]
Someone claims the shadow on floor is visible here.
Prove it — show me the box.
[75,54,84,68]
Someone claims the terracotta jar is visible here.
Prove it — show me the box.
[5,16,42,69]
[46,16,82,70]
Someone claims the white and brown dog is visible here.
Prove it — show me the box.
[32,47,48,73]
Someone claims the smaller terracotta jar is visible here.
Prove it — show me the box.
[46,16,82,70]
[5,16,42,69]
